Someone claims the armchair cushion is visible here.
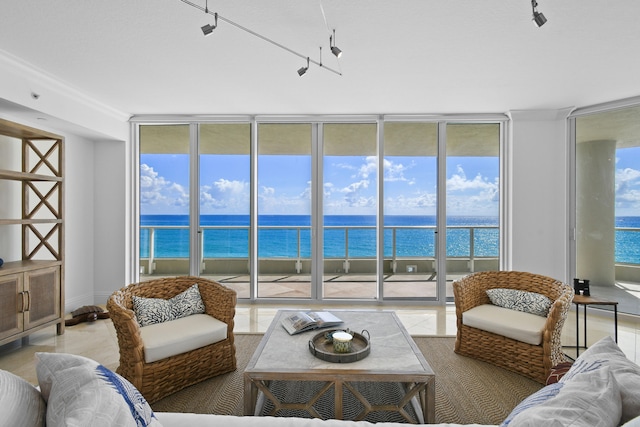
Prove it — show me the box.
[486,288,552,317]
[462,304,547,345]
[133,284,205,327]
[140,314,228,363]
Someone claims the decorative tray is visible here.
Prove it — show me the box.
[308,329,370,363]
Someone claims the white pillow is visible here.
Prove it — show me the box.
[501,366,621,427]
[0,369,46,427]
[486,288,552,317]
[560,335,640,424]
[35,352,162,427]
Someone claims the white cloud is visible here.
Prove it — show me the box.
[383,158,414,183]
[140,164,188,211]
[358,156,377,179]
[214,179,247,193]
[447,164,497,192]
[615,167,640,213]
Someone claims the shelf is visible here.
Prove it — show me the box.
[0,119,63,141]
[0,170,62,182]
[0,118,65,345]
[0,259,62,275]
[0,219,63,225]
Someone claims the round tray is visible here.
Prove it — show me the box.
[308,329,370,363]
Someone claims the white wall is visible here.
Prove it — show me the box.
[64,134,96,311]
[507,109,573,282]
[93,139,129,304]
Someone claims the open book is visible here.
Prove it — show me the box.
[281,311,343,335]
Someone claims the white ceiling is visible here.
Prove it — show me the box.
[1,0,640,118]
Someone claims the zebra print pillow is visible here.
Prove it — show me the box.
[133,284,205,327]
[486,288,552,317]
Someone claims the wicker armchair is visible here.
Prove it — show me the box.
[107,276,237,403]
[453,271,573,384]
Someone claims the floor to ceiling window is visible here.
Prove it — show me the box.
[135,116,504,304]
[139,124,191,276]
[574,104,640,314]
[445,124,501,299]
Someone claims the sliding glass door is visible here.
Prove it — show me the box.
[198,123,251,298]
[382,122,438,299]
[257,123,313,298]
[322,123,379,299]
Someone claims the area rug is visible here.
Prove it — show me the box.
[151,334,542,425]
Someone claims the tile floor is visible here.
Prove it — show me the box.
[1,303,638,386]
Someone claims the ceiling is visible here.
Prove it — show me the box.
[1,0,640,121]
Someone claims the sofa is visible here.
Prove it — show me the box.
[1,336,640,427]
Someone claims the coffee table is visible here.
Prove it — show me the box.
[243,310,435,423]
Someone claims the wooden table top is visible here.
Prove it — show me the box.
[572,294,618,305]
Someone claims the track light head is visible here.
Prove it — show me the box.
[330,30,343,58]
[533,11,547,27]
[531,0,547,27]
[298,57,310,76]
[201,12,218,36]
[201,23,216,35]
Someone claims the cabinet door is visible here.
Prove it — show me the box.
[0,273,24,341]
[23,266,61,330]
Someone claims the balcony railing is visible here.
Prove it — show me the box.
[140,225,640,276]
[140,224,500,275]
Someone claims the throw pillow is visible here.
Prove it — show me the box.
[132,296,174,327]
[0,369,46,427]
[133,283,205,327]
[35,352,162,427]
[560,335,640,424]
[169,283,206,320]
[486,288,552,317]
[501,365,621,427]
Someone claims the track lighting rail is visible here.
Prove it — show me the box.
[179,0,342,76]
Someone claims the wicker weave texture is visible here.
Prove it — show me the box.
[453,271,573,384]
[107,276,237,403]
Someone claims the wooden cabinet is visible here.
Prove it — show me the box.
[0,119,64,346]
[0,262,63,345]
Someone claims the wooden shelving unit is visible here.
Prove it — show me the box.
[0,118,65,346]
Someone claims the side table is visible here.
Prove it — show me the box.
[572,294,618,357]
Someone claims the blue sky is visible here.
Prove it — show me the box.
[140,152,500,216]
[140,147,640,217]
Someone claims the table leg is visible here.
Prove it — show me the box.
[243,375,257,416]
[583,304,587,350]
[335,380,343,420]
[425,377,435,424]
[614,305,618,343]
[575,303,579,357]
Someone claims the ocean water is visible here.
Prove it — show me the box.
[139,215,640,264]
